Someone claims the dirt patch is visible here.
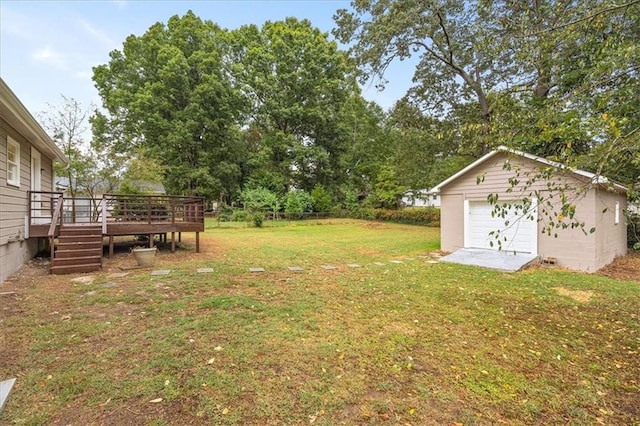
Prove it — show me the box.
[553,287,594,303]
[597,251,640,282]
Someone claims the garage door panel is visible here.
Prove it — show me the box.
[466,200,537,253]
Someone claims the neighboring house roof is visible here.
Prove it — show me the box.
[0,78,68,164]
[432,145,627,194]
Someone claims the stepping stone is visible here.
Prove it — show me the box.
[108,273,129,278]
[373,262,386,266]
[320,265,337,270]
[197,268,214,273]
[347,264,361,268]
[71,276,95,284]
[249,267,265,273]
[390,260,404,264]
[287,266,304,272]
[102,282,117,288]
[151,270,171,276]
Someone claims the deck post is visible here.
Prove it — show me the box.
[196,232,200,253]
[109,235,114,258]
[149,234,154,248]
[171,232,176,252]
[178,232,182,242]
[101,195,107,234]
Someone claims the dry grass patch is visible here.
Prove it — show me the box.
[1,221,639,425]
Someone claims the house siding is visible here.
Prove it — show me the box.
[439,151,627,272]
[0,117,55,282]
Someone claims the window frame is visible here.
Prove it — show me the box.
[6,136,21,187]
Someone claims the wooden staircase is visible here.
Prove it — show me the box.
[51,225,103,274]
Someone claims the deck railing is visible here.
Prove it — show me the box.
[28,192,205,230]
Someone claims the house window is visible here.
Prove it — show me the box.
[615,202,620,225]
[7,136,20,187]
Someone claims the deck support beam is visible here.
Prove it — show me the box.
[196,232,200,253]
[171,232,176,252]
[109,235,114,258]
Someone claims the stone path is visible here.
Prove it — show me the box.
[97,254,441,279]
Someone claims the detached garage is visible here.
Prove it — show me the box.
[433,146,628,272]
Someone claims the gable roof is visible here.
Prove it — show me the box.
[0,78,67,164]
[432,145,627,194]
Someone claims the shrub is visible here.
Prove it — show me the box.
[285,190,314,219]
[627,211,640,249]
[252,213,264,228]
[231,209,249,222]
[341,207,440,226]
[311,185,333,212]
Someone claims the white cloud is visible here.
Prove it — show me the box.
[111,0,128,9]
[31,46,69,70]
[79,19,118,50]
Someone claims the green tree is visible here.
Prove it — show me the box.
[92,11,245,199]
[334,1,640,181]
[231,18,357,194]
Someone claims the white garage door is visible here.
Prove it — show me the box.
[465,200,538,254]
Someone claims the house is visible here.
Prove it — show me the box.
[2,79,205,280]
[1,78,68,283]
[401,189,440,208]
[432,146,628,272]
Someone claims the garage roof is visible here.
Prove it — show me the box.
[432,145,627,194]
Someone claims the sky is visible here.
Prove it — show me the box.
[1,0,415,119]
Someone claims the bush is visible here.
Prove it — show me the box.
[218,204,234,222]
[252,213,264,228]
[285,190,314,219]
[311,185,333,212]
[341,207,440,226]
[231,209,249,222]
[627,211,640,249]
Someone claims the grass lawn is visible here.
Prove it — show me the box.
[1,219,638,425]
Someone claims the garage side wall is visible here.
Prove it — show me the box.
[537,190,598,271]
[594,190,627,270]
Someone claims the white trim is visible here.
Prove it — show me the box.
[615,202,620,225]
[1,78,67,164]
[432,145,627,193]
[463,199,470,248]
[529,197,539,255]
[6,136,20,187]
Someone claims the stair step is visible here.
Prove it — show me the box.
[58,236,104,244]
[51,263,102,275]
[57,241,103,249]
[55,248,103,258]
[59,227,102,236]
[53,255,102,267]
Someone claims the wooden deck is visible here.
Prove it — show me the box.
[28,192,205,257]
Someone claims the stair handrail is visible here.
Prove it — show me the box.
[48,193,64,262]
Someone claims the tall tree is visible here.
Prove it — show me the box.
[92,11,245,199]
[230,18,357,194]
[334,0,640,182]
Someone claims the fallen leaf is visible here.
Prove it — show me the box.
[149,398,163,403]
[222,408,229,415]
[208,358,215,364]
[214,346,223,351]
